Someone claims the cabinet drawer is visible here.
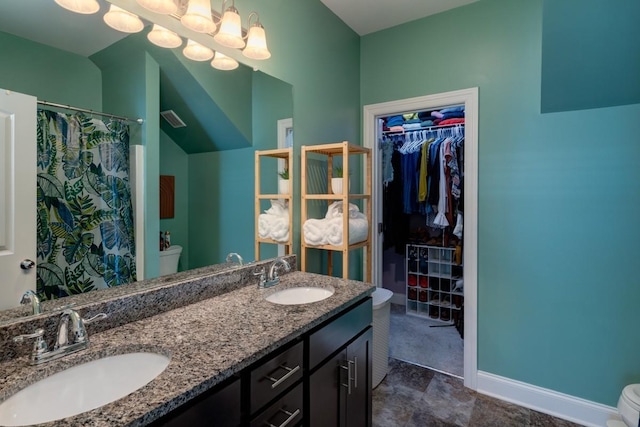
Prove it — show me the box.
[250,340,303,412]
[308,298,372,369]
[250,383,303,427]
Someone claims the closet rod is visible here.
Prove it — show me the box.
[37,100,144,124]
[383,122,464,135]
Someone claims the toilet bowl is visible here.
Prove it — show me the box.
[619,384,640,427]
[159,245,182,276]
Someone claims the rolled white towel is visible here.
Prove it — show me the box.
[303,218,329,245]
[258,214,274,239]
[269,217,290,243]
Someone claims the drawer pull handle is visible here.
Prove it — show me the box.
[266,364,301,389]
[265,408,301,427]
[340,359,355,395]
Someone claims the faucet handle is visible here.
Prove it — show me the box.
[74,312,107,344]
[253,267,266,288]
[14,329,48,360]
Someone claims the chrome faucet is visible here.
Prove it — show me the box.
[254,258,291,289]
[20,290,41,315]
[226,252,244,266]
[13,309,107,365]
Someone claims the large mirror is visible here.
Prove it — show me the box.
[0,0,293,320]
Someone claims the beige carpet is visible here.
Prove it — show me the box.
[388,303,463,377]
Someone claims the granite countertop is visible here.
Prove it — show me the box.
[0,270,375,427]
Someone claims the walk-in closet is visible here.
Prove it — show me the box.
[377,105,465,377]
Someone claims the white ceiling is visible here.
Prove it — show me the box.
[319,0,479,36]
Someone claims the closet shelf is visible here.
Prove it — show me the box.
[303,194,369,200]
[382,122,465,135]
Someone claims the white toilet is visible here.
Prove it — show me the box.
[608,384,640,427]
[159,245,182,276]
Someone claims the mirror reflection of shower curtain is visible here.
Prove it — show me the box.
[36,110,136,299]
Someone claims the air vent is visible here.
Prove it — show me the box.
[160,110,186,128]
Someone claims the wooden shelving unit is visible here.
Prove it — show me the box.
[255,148,293,260]
[300,141,372,281]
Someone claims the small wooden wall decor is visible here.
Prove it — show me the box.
[160,175,175,219]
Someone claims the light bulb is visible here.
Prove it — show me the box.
[148,25,182,49]
[181,0,216,33]
[54,0,100,14]
[136,0,177,15]
[211,52,239,70]
[243,23,270,60]
[214,7,245,49]
[183,39,214,61]
[103,5,144,33]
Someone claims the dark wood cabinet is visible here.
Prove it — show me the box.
[151,376,241,427]
[151,297,372,427]
[309,327,372,427]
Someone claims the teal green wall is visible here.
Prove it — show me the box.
[0,31,101,109]
[159,130,189,271]
[541,0,640,112]
[361,0,640,406]
[229,0,362,275]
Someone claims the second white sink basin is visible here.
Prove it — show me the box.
[265,286,335,305]
[0,352,170,426]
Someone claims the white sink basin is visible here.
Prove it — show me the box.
[0,352,170,426]
[265,286,335,305]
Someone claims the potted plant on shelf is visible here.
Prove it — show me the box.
[331,166,350,194]
[278,167,289,194]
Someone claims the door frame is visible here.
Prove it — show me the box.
[362,87,478,390]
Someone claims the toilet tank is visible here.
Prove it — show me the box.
[159,245,182,276]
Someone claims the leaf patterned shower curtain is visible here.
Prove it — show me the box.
[36,110,136,299]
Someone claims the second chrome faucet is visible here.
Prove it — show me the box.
[255,257,291,289]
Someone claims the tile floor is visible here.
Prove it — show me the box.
[372,358,584,427]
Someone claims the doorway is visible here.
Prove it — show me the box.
[363,87,478,390]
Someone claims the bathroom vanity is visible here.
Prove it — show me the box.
[0,258,375,426]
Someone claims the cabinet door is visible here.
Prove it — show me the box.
[151,376,241,427]
[309,349,346,427]
[345,327,372,427]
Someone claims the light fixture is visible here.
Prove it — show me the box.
[54,0,100,14]
[136,0,177,15]
[148,25,183,48]
[243,12,271,60]
[104,5,144,33]
[211,52,239,70]
[214,1,245,49]
[181,0,216,33]
[183,39,214,61]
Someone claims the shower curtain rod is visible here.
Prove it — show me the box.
[37,100,144,124]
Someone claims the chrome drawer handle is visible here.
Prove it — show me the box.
[341,359,355,395]
[265,408,301,427]
[266,364,301,389]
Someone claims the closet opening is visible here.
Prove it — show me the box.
[363,87,478,389]
[379,106,465,377]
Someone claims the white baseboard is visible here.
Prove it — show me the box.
[476,371,618,427]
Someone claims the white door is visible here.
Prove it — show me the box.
[0,89,37,310]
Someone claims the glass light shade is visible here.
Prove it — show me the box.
[213,7,245,49]
[136,0,177,15]
[183,39,214,61]
[54,0,100,14]
[211,52,239,70]
[103,5,144,33]
[181,0,216,33]
[242,24,270,60]
[147,25,182,48]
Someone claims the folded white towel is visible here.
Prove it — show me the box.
[258,200,290,243]
[303,202,368,246]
